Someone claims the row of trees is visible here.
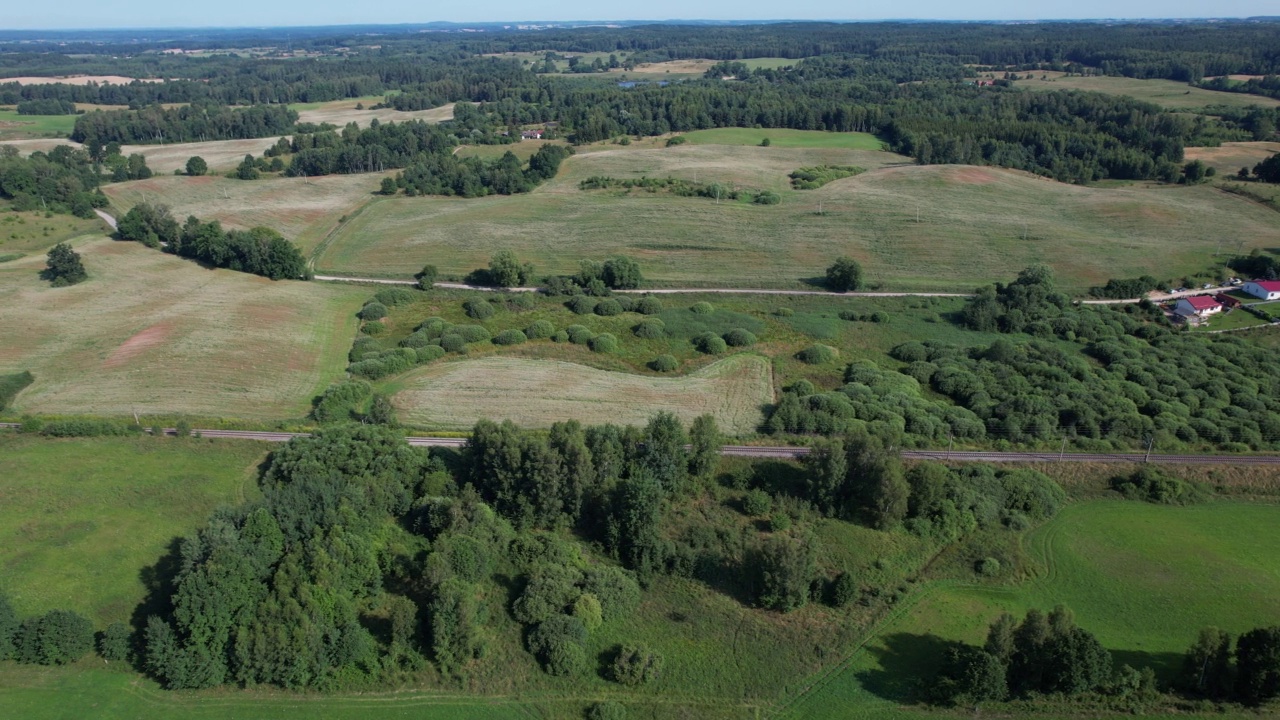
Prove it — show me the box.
[1,593,125,667]
[70,102,298,146]
[117,203,307,280]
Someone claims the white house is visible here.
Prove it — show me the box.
[1242,280,1280,301]
[1175,295,1223,317]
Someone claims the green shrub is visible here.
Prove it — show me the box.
[440,334,467,353]
[611,643,664,685]
[587,701,627,720]
[99,622,131,662]
[774,307,794,317]
[452,325,492,343]
[634,319,666,339]
[527,615,588,677]
[416,317,448,336]
[595,298,624,316]
[590,333,619,353]
[742,489,772,516]
[769,513,792,532]
[15,610,93,665]
[690,301,714,314]
[358,302,388,321]
[313,380,372,423]
[827,571,858,607]
[362,320,385,335]
[825,257,863,292]
[374,287,415,306]
[347,359,387,379]
[505,292,537,311]
[40,419,140,438]
[665,136,687,147]
[694,333,728,355]
[463,299,495,319]
[1111,466,1206,505]
[416,345,446,363]
[613,295,636,312]
[414,264,437,289]
[797,344,838,364]
[551,330,570,343]
[753,190,781,205]
[723,328,757,346]
[976,557,1002,577]
[650,354,678,372]
[493,329,528,346]
[636,296,664,315]
[870,311,889,323]
[567,325,594,344]
[525,320,556,339]
[572,594,604,632]
[568,295,598,315]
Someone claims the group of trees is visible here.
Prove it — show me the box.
[1179,626,1280,704]
[15,99,76,115]
[116,202,307,280]
[0,145,111,218]
[0,592,121,667]
[393,143,572,197]
[70,102,298,146]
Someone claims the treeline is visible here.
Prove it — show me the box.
[0,145,110,217]
[70,102,298,146]
[0,593,125,667]
[393,143,572,197]
[15,98,75,115]
[117,202,307,280]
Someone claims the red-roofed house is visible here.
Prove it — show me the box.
[521,129,544,140]
[1175,295,1223,318]
[1242,280,1280,301]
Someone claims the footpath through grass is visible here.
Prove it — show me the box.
[784,499,1280,719]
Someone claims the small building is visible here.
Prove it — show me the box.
[1175,295,1223,317]
[1242,280,1280,301]
[1214,293,1241,309]
[521,129,544,140]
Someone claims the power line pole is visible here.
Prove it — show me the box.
[946,431,954,461]
[1059,433,1068,462]
[1144,434,1154,463]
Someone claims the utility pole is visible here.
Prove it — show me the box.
[1144,434,1154,463]
[1059,433,1068,462]
[946,431,954,461]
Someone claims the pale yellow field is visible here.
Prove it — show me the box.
[1185,141,1280,174]
[120,136,285,173]
[1011,71,1280,110]
[0,236,366,419]
[392,353,773,434]
[3,75,158,85]
[0,138,84,154]
[103,172,386,255]
[294,100,455,128]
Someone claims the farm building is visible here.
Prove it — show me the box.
[1214,293,1242,309]
[521,129,544,139]
[1242,280,1280,300]
[1175,295,1223,317]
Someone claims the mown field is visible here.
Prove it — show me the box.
[0,207,106,261]
[391,353,772,433]
[785,499,1280,719]
[316,142,1280,293]
[0,109,77,141]
[1010,72,1280,110]
[102,173,386,255]
[0,236,367,419]
[682,127,885,149]
[0,434,266,625]
[1185,141,1280,174]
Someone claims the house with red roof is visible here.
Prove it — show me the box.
[1242,280,1280,301]
[1175,295,1223,318]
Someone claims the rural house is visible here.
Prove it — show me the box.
[1214,293,1242,309]
[521,129,544,139]
[1174,295,1223,318]
[1242,280,1280,301]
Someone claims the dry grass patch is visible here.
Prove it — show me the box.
[0,236,366,419]
[0,138,84,153]
[1185,141,1280,174]
[1010,71,1280,110]
[294,100,454,128]
[392,353,772,434]
[4,75,158,85]
[119,136,286,173]
[103,173,384,254]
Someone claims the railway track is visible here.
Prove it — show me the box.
[4,424,1278,465]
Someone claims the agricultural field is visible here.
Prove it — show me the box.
[391,353,772,433]
[291,97,455,128]
[0,236,367,419]
[1009,71,1280,110]
[785,500,1280,719]
[682,127,886,150]
[316,143,1280,293]
[102,172,386,255]
[0,109,77,141]
[0,208,107,262]
[0,434,267,625]
[1185,141,1280,174]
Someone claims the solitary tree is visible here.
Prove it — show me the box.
[1182,160,1207,184]
[236,154,260,180]
[185,156,208,176]
[488,249,530,287]
[825,256,863,292]
[380,177,398,195]
[415,264,438,290]
[41,243,87,287]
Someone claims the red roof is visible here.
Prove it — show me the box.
[1183,295,1222,310]
[1250,280,1280,292]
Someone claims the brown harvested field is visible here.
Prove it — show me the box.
[2,75,158,85]
[1185,141,1280,174]
[392,353,773,434]
[0,236,366,419]
[120,136,285,173]
[294,100,455,128]
[102,173,385,255]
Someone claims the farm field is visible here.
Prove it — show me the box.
[291,98,455,128]
[102,173,386,255]
[0,236,367,419]
[682,127,886,149]
[316,144,1280,293]
[784,500,1280,719]
[0,208,107,261]
[1185,141,1280,174]
[0,109,77,141]
[1010,71,1280,110]
[0,434,266,625]
[391,353,773,433]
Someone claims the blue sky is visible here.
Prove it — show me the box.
[5,1,1273,30]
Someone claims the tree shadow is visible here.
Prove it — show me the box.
[857,632,967,703]
[128,536,185,669]
[1112,648,1185,682]
[749,459,807,499]
[799,276,830,290]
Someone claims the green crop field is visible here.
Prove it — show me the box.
[103,173,386,255]
[316,143,1280,293]
[1010,72,1280,111]
[0,109,77,141]
[0,434,267,624]
[0,236,367,420]
[391,353,773,434]
[682,127,886,149]
[785,500,1280,719]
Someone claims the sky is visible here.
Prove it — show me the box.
[4,0,1274,29]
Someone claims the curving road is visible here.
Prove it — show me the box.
[4,424,1270,465]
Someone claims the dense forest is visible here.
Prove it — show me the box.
[70,102,298,146]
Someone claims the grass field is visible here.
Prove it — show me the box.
[1185,141,1280,174]
[0,434,266,625]
[0,109,77,141]
[1010,72,1280,110]
[785,499,1280,719]
[391,353,773,434]
[682,127,886,149]
[291,98,455,128]
[0,236,367,419]
[102,173,386,255]
[0,207,106,261]
[317,144,1280,293]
